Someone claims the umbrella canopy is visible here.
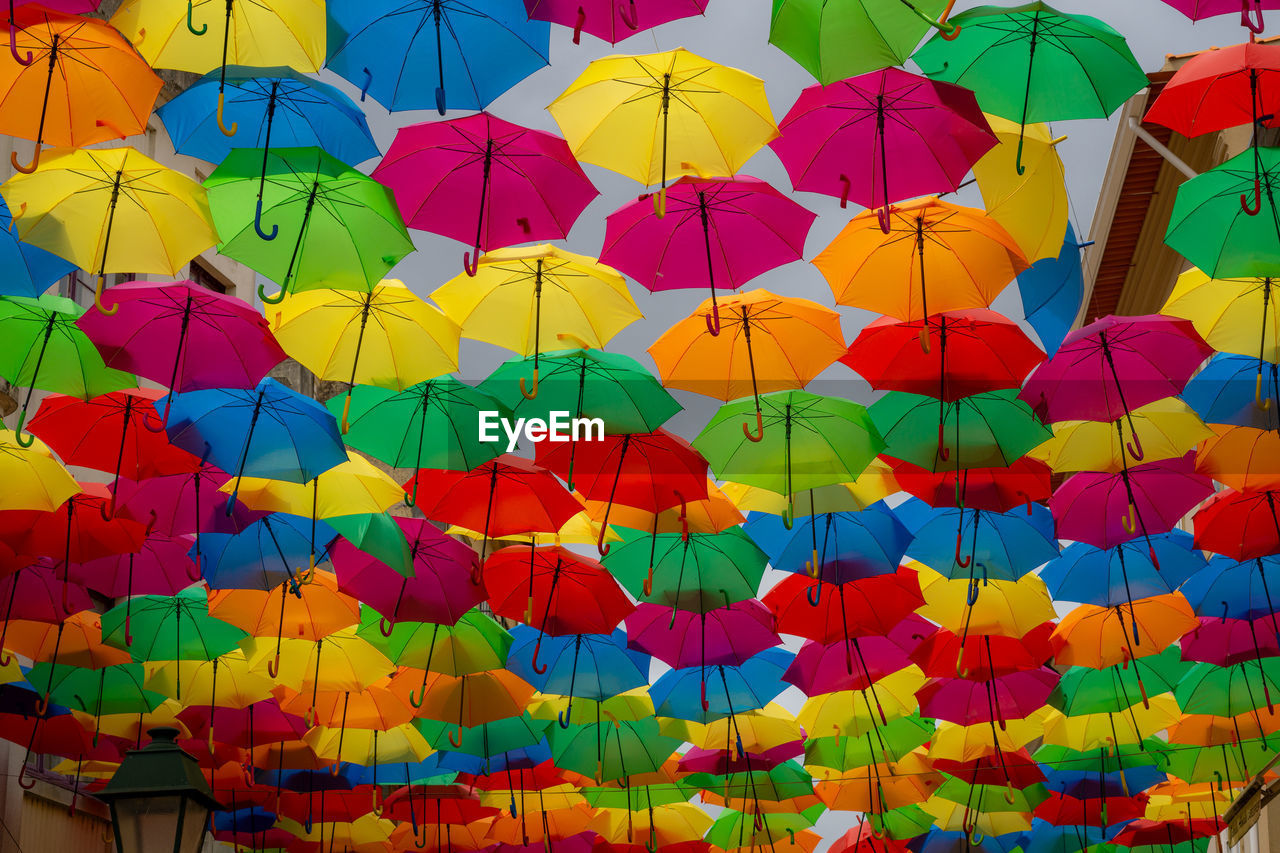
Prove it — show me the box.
[0,196,73,299]
[972,115,1070,263]
[525,0,710,44]
[1166,146,1280,278]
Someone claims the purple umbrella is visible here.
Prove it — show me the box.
[769,67,996,232]
[77,281,287,424]
[372,112,597,276]
[1051,453,1215,552]
[782,614,933,696]
[916,667,1060,727]
[599,175,815,334]
[330,517,482,630]
[1159,0,1279,32]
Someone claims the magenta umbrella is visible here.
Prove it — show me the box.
[1159,0,1279,32]
[524,0,709,44]
[916,667,1060,727]
[1051,453,1215,552]
[768,67,996,231]
[1182,615,1280,666]
[330,517,482,630]
[372,112,597,276]
[782,615,933,696]
[68,531,200,599]
[599,175,815,334]
[77,282,286,425]
[0,562,93,664]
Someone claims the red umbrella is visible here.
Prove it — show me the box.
[842,310,1045,400]
[0,710,122,802]
[384,787,498,848]
[891,456,1052,513]
[1035,791,1149,827]
[916,667,1060,727]
[764,570,925,644]
[1112,819,1225,847]
[404,455,585,565]
[535,429,709,554]
[1194,488,1280,560]
[178,698,309,754]
[372,112,597,275]
[275,788,378,825]
[910,623,1057,679]
[828,821,911,853]
[933,749,1046,788]
[332,517,482,629]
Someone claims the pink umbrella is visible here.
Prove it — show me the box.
[678,740,805,774]
[372,112,598,276]
[524,0,709,44]
[1181,615,1280,666]
[1051,453,1215,552]
[67,531,200,599]
[916,667,1060,727]
[77,281,287,424]
[331,517,482,630]
[0,563,93,663]
[782,615,933,696]
[1159,0,1279,32]
[769,67,995,231]
[599,175,815,335]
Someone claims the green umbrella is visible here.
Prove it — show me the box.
[693,390,884,526]
[1176,659,1280,719]
[205,146,414,303]
[869,389,1051,472]
[804,714,936,770]
[914,2,1146,173]
[0,294,135,443]
[769,0,955,84]
[26,662,166,719]
[603,526,767,611]
[1050,647,1191,716]
[687,761,817,803]
[706,805,826,849]
[415,713,548,759]
[1156,738,1273,784]
[548,716,682,783]
[481,348,680,437]
[1166,147,1280,279]
[868,804,936,839]
[356,606,510,675]
[934,776,1048,812]
[327,512,412,578]
[581,781,698,810]
[1034,741,1168,776]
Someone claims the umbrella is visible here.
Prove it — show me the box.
[891,457,1051,513]
[0,146,218,314]
[372,112,597,274]
[1194,488,1280,560]
[785,618,929,694]
[914,2,1146,173]
[767,0,957,84]
[1040,531,1208,609]
[0,196,73,299]
[485,544,634,640]
[626,600,780,671]
[813,198,1028,329]
[77,281,287,419]
[1197,424,1280,491]
[0,8,161,173]
[549,716,682,782]
[653,648,792,722]
[196,513,336,590]
[507,627,649,726]
[327,0,549,113]
[0,429,78,512]
[1030,399,1213,473]
[972,116,1070,263]
[770,68,994,225]
[1050,594,1198,668]
[599,175,814,327]
[359,607,511,675]
[602,526,768,610]
[895,497,1060,581]
[745,503,912,583]
[205,147,413,301]
[101,588,248,670]
[1016,223,1090,356]
[1181,554,1280,625]
[766,570,925,644]
[432,245,640,398]
[548,47,778,214]
[1159,0,1278,31]
[525,0,709,44]
[1166,146,1280,278]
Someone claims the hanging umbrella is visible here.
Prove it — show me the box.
[525,0,709,44]
[814,198,1028,332]
[549,716,682,782]
[602,525,768,611]
[0,565,93,670]
[372,112,597,274]
[1194,488,1280,560]
[1196,424,1280,491]
[890,457,1052,513]
[1016,223,1090,356]
[485,544,635,643]
[972,116,1070,263]
[548,47,778,214]
[432,245,641,399]
[507,627,649,727]
[870,389,1051,472]
[914,2,1146,173]
[1050,594,1198,668]
[0,8,161,173]
[1166,146,1280,278]
[327,0,549,113]
[784,619,927,695]
[0,429,78,511]
[599,175,815,327]
[1031,399,1212,473]
[1184,353,1280,428]
[1158,0,1278,31]
[205,147,413,302]
[0,146,219,314]
[196,513,336,590]
[1040,531,1207,609]
[102,588,248,673]
[745,503,912,584]
[652,648,792,722]
[0,196,73,299]
[359,607,510,677]
[765,570,925,645]
[911,624,1053,679]
[770,68,994,226]
[895,497,1060,581]
[626,600,780,670]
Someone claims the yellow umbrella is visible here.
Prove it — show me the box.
[673,703,805,752]
[590,802,714,846]
[82,698,192,742]
[798,668,925,736]
[914,564,1056,636]
[432,245,641,398]
[972,117,1069,263]
[1029,398,1212,472]
[528,689,654,727]
[928,709,1054,762]
[476,784,584,812]
[548,48,778,215]
[1041,697,1182,751]
[0,429,78,511]
[1,146,218,314]
[276,814,394,847]
[721,461,898,516]
[223,451,404,517]
[304,721,433,765]
[143,650,276,710]
[447,507,622,547]
[1161,268,1280,365]
[919,796,1033,836]
[270,282,461,431]
[241,630,395,697]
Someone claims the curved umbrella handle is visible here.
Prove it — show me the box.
[509,797,517,819]
[186,0,207,34]
[1125,429,1144,461]
[7,26,31,66]
[142,405,168,433]
[17,762,35,790]
[918,323,931,354]
[1120,503,1137,534]
[470,561,483,585]
[188,551,204,582]
[743,409,764,442]
[520,369,539,400]
[1244,177,1264,215]
[462,249,479,277]
[806,581,821,607]
[266,653,281,679]
[257,282,286,304]
[807,549,819,579]
[13,410,35,448]
[572,5,586,43]
[531,636,548,674]
[875,205,891,235]
[435,86,446,116]
[557,705,572,728]
[1244,0,1266,34]
[446,727,462,748]
[378,616,395,638]
[955,532,971,568]
[34,693,49,717]
[1015,131,1028,177]
[966,578,980,606]
[408,681,426,708]
[95,275,120,316]
[1015,489,1033,516]
[838,174,851,209]
[618,0,638,29]
[596,518,611,556]
[705,304,721,336]
[412,829,427,850]
[216,92,237,137]
[652,187,666,218]
[1258,370,1273,410]
[254,198,278,241]
[10,146,39,175]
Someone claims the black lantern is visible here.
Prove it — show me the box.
[97,727,222,853]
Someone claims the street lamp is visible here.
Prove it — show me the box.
[97,727,223,853]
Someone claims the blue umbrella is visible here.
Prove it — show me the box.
[326,0,550,114]
[506,627,650,727]
[649,648,793,724]
[744,501,911,583]
[0,197,74,298]
[434,741,551,775]
[1040,530,1207,608]
[1038,764,1165,800]
[1182,352,1280,431]
[1023,821,1119,853]
[1182,554,1280,624]
[910,829,1029,853]
[213,807,277,836]
[1015,223,1091,356]
[161,377,347,512]
[197,513,337,591]
[894,497,1059,585]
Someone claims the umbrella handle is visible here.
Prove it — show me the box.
[509,797,517,818]
[918,323,931,354]
[875,205,891,235]
[1125,429,1144,461]
[378,617,394,637]
[216,92,238,137]
[1120,504,1137,534]
[7,26,31,66]
[966,578,980,606]
[10,145,39,174]
[94,275,120,316]
[652,187,666,218]
[447,727,462,748]
[124,613,133,647]
[700,678,709,712]
[435,86,446,116]
[643,566,653,597]
[257,283,286,304]
[1243,178,1264,215]
[0,651,10,667]
[531,636,548,674]
[266,653,280,679]
[188,552,204,582]
[142,406,168,433]
[17,762,34,790]
[806,581,821,607]
[470,561,482,585]
[743,409,765,442]
[572,5,585,43]
[1244,0,1266,34]
[557,705,572,728]
[1258,371,1273,409]
[937,422,949,462]
[254,198,278,241]
[462,249,479,277]
[520,369,539,400]
[705,304,721,336]
[1004,784,1015,805]
[12,411,34,447]
[96,119,127,140]
[34,693,49,717]
[781,503,794,531]
[1015,490,1033,516]
[618,0,638,29]
[807,549,819,579]
[408,682,426,708]
[596,518,611,556]
[339,392,352,434]
[185,0,207,34]
[954,533,971,568]
[838,174,851,209]
[412,829,427,849]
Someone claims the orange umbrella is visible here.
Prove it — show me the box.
[1050,594,1198,669]
[813,755,942,812]
[207,571,360,640]
[485,801,595,845]
[0,8,162,173]
[388,818,493,853]
[1169,711,1280,746]
[1196,424,1280,491]
[3,611,131,668]
[813,197,1028,337]
[278,681,414,730]
[583,478,745,536]
[388,668,535,736]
